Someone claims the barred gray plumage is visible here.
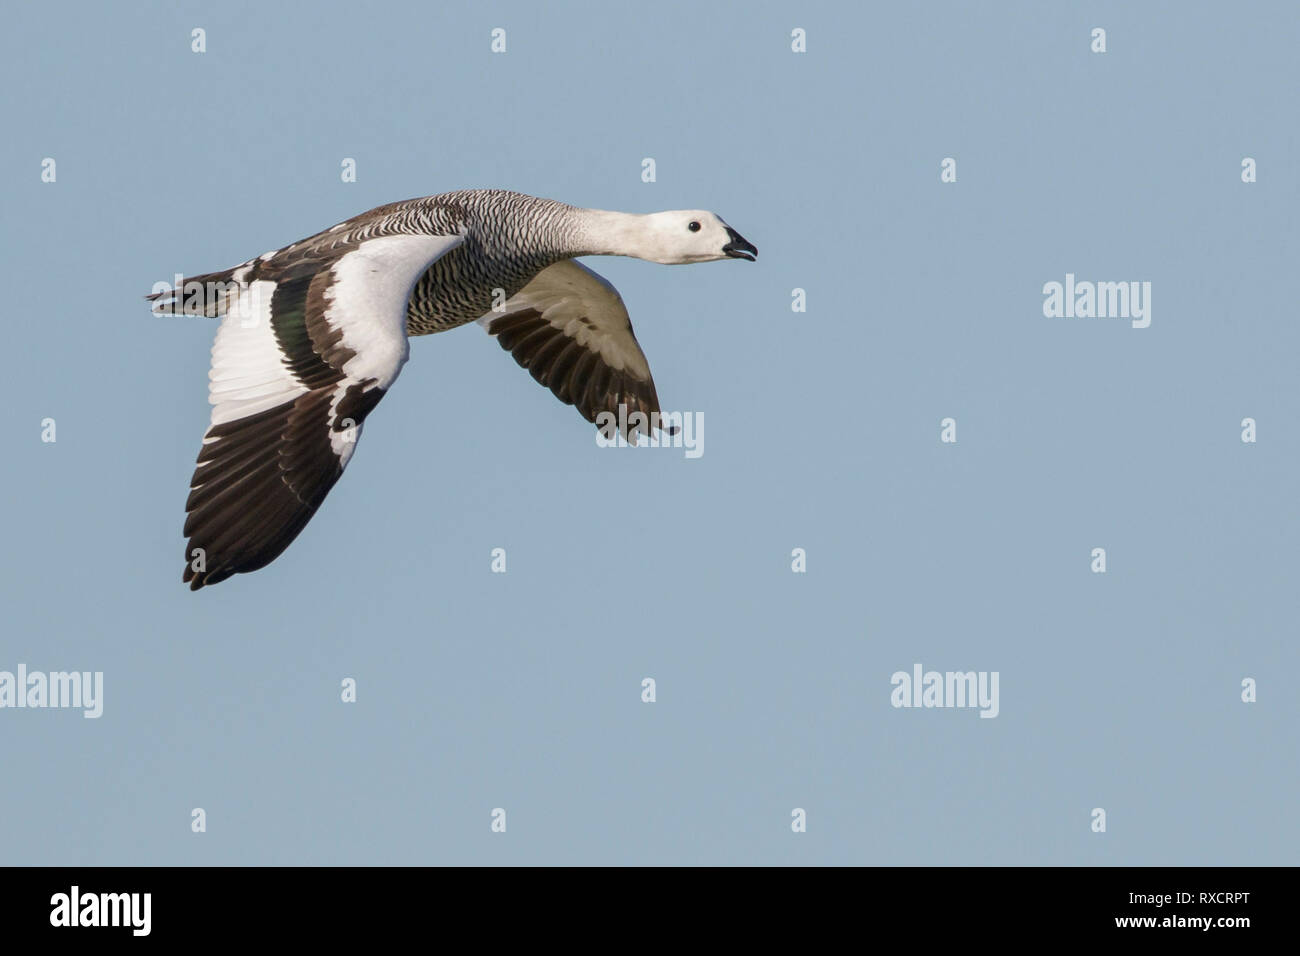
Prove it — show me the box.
[402,191,587,334]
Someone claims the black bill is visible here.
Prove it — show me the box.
[722,226,758,261]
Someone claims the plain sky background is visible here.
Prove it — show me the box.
[2,0,1297,865]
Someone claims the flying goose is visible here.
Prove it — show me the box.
[147,189,757,589]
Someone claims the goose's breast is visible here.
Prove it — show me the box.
[405,244,549,336]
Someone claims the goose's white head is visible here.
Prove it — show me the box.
[587,209,757,265]
[639,210,758,265]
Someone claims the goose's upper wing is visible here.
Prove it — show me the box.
[477,259,667,440]
[161,233,464,589]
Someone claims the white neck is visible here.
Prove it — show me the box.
[573,209,672,263]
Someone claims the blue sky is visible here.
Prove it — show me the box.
[1,0,1296,864]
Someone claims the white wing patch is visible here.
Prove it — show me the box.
[207,279,307,427]
[178,230,466,590]
[329,234,465,388]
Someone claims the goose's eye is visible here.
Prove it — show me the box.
[687,221,701,232]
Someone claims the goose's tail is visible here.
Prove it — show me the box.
[145,263,251,317]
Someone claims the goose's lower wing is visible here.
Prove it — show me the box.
[477,259,667,442]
